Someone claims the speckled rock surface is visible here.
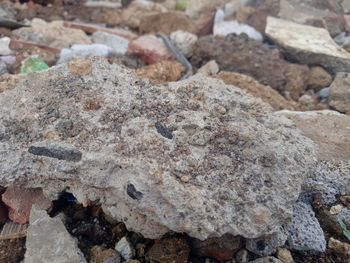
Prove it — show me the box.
[0,57,316,240]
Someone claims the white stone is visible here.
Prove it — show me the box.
[0,37,12,55]
[265,16,350,72]
[92,31,129,55]
[214,10,262,41]
[170,30,198,57]
[115,237,135,260]
[57,44,113,64]
[24,206,86,263]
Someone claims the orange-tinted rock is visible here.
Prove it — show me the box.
[2,186,52,224]
[68,58,92,75]
[128,35,173,64]
[136,60,185,83]
[147,237,190,263]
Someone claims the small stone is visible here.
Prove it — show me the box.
[214,10,263,41]
[197,60,219,76]
[328,237,350,261]
[329,72,350,113]
[191,234,243,261]
[180,176,189,183]
[0,37,12,55]
[92,31,129,55]
[58,44,113,64]
[276,248,293,263]
[115,237,135,261]
[24,206,87,263]
[170,30,198,57]
[329,204,343,215]
[307,66,332,92]
[128,35,172,64]
[235,249,248,263]
[0,60,8,74]
[2,185,52,224]
[140,12,193,35]
[89,245,121,263]
[69,58,92,75]
[135,60,185,83]
[146,237,190,263]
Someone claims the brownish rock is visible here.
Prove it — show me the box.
[128,35,173,64]
[2,186,52,224]
[0,237,25,263]
[136,60,185,83]
[140,12,193,35]
[235,6,269,33]
[191,10,215,36]
[275,110,350,162]
[307,66,333,91]
[329,72,350,114]
[191,34,309,100]
[68,58,92,75]
[89,245,120,263]
[95,9,123,26]
[190,234,243,261]
[216,71,296,111]
[340,195,350,210]
[146,237,190,263]
[0,73,26,93]
[328,238,350,262]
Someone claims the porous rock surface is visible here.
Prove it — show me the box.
[0,57,316,240]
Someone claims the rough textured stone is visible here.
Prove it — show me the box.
[0,37,12,56]
[170,30,198,57]
[0,57,316,240]
[24,206,87,263]
[307,66,333,91]
[276,248,293,263]
[135,60,185,83]
[198,60,220,76]
[13,19,91,49]
[265,16,350,73]
[140,12,193,35]
[89,245,121,263]
[128,35,173,64]
[302,161,350,205]
[2,185,52,224]
[146,237,189,263]
[246,228,287,256]
[58,44,113,64]
[284,201,326,252]
[329,72,350,113]
[68,58,92,75]
[275,110,350,162]
[191,34,309,100]
[216,72,296,111]
[328,237,350,262]
[191,234,243,260]
[92,31,129,55]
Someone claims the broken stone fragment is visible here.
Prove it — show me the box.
[24,206,87,263]
[2,186,52,224]
[265,16,350,73]
[115,237,135,261]
[0,57,316,240]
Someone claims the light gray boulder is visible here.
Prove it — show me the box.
[0,57,316,240]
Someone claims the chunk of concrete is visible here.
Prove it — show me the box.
[265,16,350,73]
[0,57,316,240]
[24,206,87,263]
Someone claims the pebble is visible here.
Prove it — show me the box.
[0,37,12,55]
[329,204,343,215]
[170,30,198,57]
[92,31,129,55]
[276,248,294,263]
[115,237,135,261]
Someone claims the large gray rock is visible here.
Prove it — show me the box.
[24,206,86,263]
[0,57,316,240]
[329,72,350,114]
[265,16,350,73]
